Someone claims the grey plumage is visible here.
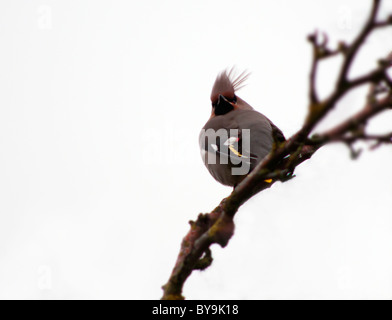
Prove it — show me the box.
[200,69,284,187]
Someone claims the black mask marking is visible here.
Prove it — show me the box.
[213,94,235,116]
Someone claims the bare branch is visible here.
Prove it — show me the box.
[337,0,382,88]
[374,14,392,28]
[308,31,320,104]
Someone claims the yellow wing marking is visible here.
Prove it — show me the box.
[227,142,272,183]
[228,145,249,159]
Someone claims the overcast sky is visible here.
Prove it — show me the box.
[0,0,391,300]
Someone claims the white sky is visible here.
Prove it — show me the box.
[0,0,391,300]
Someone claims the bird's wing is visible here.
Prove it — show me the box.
[201,109,275,165]
[233,110,274,164]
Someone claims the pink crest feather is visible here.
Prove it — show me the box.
[210,68,250,103]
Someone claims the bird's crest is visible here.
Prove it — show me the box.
[210,68,250,104]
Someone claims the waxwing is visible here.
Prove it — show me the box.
[199,69,285,187]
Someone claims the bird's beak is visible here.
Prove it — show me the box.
[212,94,235,117]
[218,94,229,105]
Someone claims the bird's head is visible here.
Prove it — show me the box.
[210,69,250,117]
[212,94,236,116]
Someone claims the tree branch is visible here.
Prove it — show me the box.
[337,0,381,88]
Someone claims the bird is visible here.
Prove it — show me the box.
[199,69,285,187]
